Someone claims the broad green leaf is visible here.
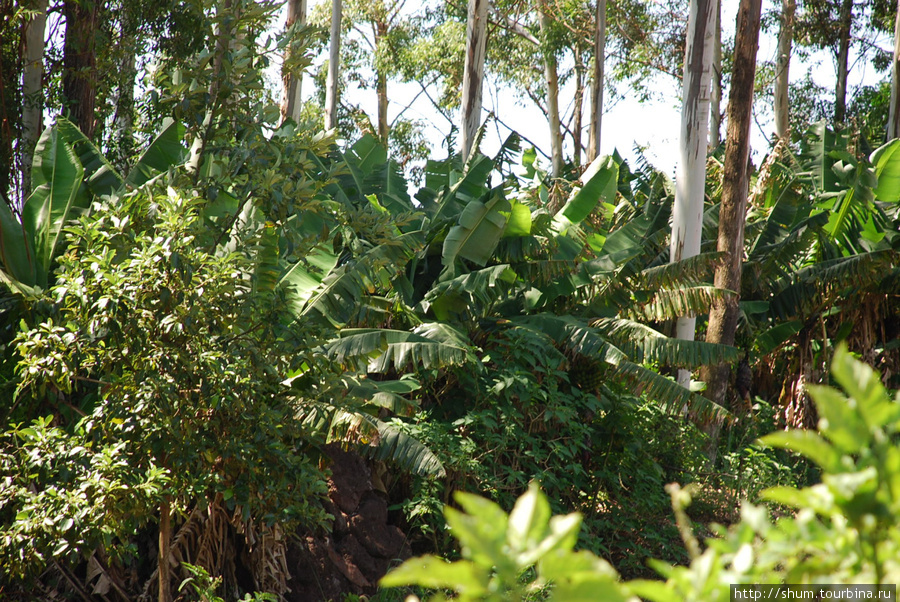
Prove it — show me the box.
[508,481,551,554]
[22,130,84,286]
[551,155,619,234]
[807,385,869,454]
[125,119,187,188]
[759,430,843,473]
[0,201,37,292]
[446,494,512,572]
[380,556,487,594]
[442,188,511,266]
[370,419,445,477]
[871,139,900,203]
[828,344,900,431]
[503,201,532,237]
[278,244,339,311]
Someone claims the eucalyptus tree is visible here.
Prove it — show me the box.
[670,0,716,385]
[703,0,762,419]
[461,0,488,159]
[281,0,308,124]
[325,0,341,131]
[588,0,606,161]
[889,0,900,140]
[774,0,796,139]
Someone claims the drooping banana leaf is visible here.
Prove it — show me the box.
[125,119,187,188]
[325,328,473,373]
[551,154,619,235]
[418,264,517,321]
[871,139,900,204]
[592,317,738,368]
[442,188,511,267]
[21,129,84,288]
[301,231,424,326]
[626,286,731,322]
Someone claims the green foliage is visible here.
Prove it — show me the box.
[385,347,900,600]
[1,187,328,581]
[381,482,627,602]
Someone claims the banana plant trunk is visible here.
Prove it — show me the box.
[889,0,900,140]
[280,0,307,124]
[774,0,795,139]
[588,0,606,161]
[538,0,564,177]
[671,0,716,387]
[325,0,342,131]
[461,0,488,160]
[704,0,762,405]
[21,0,48,198]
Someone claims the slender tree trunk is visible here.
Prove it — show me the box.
[774,0,795,140]
[280,0,307,124]
[888,0,900,140]
[671,0,716,387]
[324,0,342,131]
[21,0,48,198]
[573,46,584,168]
[375,19,389,144]
[709,0,722,149]
[588,0,606,161]
[538,0,564,177]
[704,0,762,406]
[461,0,488,159]
[62,0,102,138]
[113,8,137,172]
[158,496,172,602]
[833,0,852,127]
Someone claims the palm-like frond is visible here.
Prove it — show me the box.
[324,327,474,373]
[767,250,898,320]
[301,231,424,326]
[610,360,728,421]
[638,252,721,289]
[418,264,517,320]
[592,318,738,367]
[626,286,731,322]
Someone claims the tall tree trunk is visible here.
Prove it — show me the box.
[704,0,762,406]
[324,0,342,131]
[671,0,716,387]
[774,0,795,140]
[280,0,307,124]
[709,0,722,149]
[538,0,564,177]
[158,496,172,602]
[573,46,584,168]
[833,0,852,127]
[588,0,606,161]
[375,19,389,144]
[461,0,488,159]
[62,0,102,139]
[888,0,900,140]
[21,0,48,198]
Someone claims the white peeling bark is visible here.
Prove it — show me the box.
[671,0,716,387]
[588,0,606,161]
[324,0,342,131]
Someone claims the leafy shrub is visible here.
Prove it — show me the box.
[383,345,900,600]
[0,188,328,582]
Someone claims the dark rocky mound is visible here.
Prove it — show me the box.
[285,445,411,601]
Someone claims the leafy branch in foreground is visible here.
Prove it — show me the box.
[383,345,900,600]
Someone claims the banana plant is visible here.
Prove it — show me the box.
[0,118,185,296]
